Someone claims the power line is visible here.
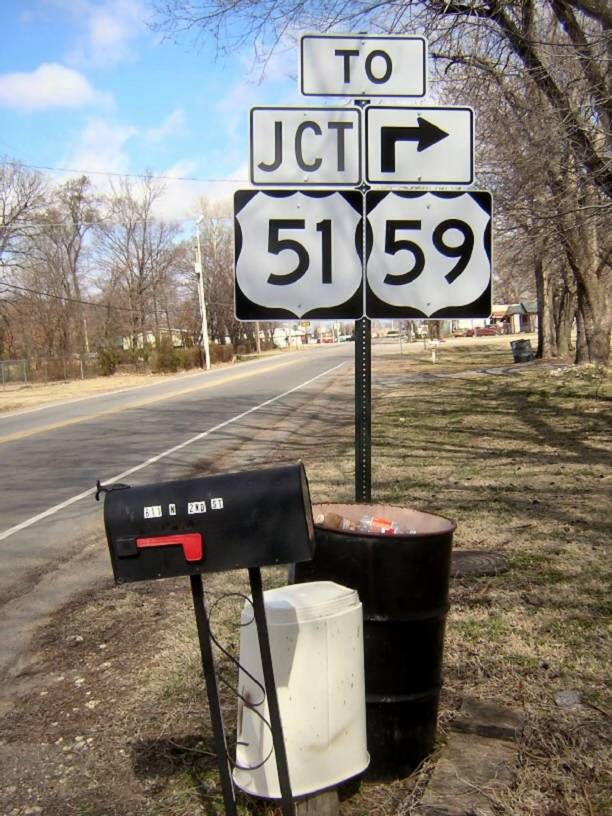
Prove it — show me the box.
[3,215,188,228]
[3,159,248,185]
[1,213,233,228]
[1,281,234,311]
[1,281,140,312]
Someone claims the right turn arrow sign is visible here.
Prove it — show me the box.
[366,106,474,185]
[380,117,450,170]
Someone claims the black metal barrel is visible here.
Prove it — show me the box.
[510,338,535,362]
[291,502,455,780]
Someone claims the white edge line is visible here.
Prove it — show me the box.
[0,362,346,542]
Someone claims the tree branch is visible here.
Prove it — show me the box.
[490,5,612,198]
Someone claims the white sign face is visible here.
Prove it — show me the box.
[366,106,474,185]
[235,190,364,320]
[366,191,492,319]
[250,107,361,186]
[301,34,426,98]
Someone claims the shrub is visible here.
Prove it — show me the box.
[175,347,201,370]
[98,347,120,376]
[210,343,234,364]
[150,337,181,373]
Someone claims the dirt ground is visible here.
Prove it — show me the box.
[0,346,290,415]
[0,369,205,414]
[1,339,610,816]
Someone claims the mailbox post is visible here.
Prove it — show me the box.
[98,463,316,816]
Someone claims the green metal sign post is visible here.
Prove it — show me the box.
[355,316,372,502]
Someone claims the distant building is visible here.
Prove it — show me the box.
[272,326,308,348]
[491,303,538,334]
[121,328,189,351]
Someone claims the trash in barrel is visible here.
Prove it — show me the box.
[291,503,455,780]
[233,581,369,799]
[510,339,535,363]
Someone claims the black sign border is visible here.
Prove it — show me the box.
[300,34,427,98]
[249,106,362,187]
[234,189,365,321]
[365,105,474,186]
[364,190,492,319]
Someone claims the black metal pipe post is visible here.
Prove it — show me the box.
[189,574,238,816]
[355,316,372,502]
[248,567,296,816]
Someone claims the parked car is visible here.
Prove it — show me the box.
[462,325,502,337]
[475,324,503,336]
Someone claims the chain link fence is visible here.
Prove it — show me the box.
[1,355,103,387]
[0,359,28,388]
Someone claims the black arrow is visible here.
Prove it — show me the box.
[380,117,449,172]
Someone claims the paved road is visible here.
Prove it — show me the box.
[0,345,352,694]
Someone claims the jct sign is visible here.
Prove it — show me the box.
[234,33,493,324]
[301,34,426,97]
[250,107,361,186]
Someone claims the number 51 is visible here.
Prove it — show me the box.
[267,219,332,286]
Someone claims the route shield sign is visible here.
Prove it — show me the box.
[301,34,426,98]
[366,106,474,185]
[365,191,491,319]
[234,190,364,320]
[250,107,361,186]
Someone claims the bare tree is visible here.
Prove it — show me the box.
[19,176,99,356]
[0,160,48,358]
[0,159,47,276]
[95,175,181,352]
[196,197,242,347]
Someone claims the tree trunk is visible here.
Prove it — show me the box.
[575,306,589,363]
[558,181,611,365]
[554,288,576,357]
[576,273,611,364]
[535,253,557,358]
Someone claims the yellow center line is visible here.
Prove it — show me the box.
[0,358,300,445]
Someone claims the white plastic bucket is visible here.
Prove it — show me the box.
[233,581,369,799]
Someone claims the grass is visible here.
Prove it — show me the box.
[1,341,610,815]
[361,347,611,816]
[138,344,611,815]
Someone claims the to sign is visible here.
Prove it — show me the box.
[250,107,361,186]
[234,190,364,320]
[366,191,491,318]
[301,35,426,97]
[366,107,474,185]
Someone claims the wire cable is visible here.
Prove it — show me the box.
[3,159,248,185]
[207,591,276,773]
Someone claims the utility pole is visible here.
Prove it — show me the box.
[255,320,261,354]
[195,217,211,371]
[83,318,90,353]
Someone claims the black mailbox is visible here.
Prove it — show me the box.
[101,463,315,583]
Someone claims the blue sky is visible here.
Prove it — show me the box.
[0,0,304,220]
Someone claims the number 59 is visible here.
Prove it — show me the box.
[383,219,474,285]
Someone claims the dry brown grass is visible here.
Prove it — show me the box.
[1,341,610,815]
[0,370,203,414]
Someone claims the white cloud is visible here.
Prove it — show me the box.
[150,161,207,222]
[216,43,302,148]
[66,0,146,68]
[0,62,111,112]
[67,117,137,181]
[145,159,244,222]
[145,109,188,144]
